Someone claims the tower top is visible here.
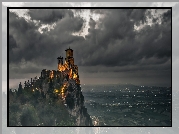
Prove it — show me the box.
[57,56,63,59]
[65,47,73,51]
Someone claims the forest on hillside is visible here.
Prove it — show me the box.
[9,88,76,126]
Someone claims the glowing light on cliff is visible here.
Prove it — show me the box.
[50,71,54,79]
[73,73,77,79]
[54,89,59,93]
[60,84,67,99]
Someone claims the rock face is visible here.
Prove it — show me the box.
[44,75,93,126]
[65,79,93,126]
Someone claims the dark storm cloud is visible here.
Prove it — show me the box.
[161,10,171,24]
[28,9,74,24]
[79,58,171,74]
[9,35,17,50]
[74,9,171,68]
[9,10,84,67]
[90,9,148,25]
[9,9,171,86]
[130,9,148,24]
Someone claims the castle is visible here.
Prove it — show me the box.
[10,47,93,126]
[42,47,80,84]
[16,47,80,99]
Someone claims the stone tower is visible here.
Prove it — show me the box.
[57,56,63,71]
[65,47,74,68]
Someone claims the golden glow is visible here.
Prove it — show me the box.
[73,73,77,79]
[58,64,66,71]
[50,71,54,79]
[69,69,73,79]
[53,89,59,93]
[60,83,68,99]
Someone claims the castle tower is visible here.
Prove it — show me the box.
[65,47,74,68]
[57,56,63,71]
[65,47,73,58]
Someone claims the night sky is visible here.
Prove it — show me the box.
[8,8,171,88]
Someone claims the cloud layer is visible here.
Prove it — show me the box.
[8,8,171,86]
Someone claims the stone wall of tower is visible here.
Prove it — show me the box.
[57,56,63,71]
[65,48,73,58]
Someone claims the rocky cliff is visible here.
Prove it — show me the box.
[15,70,93,126]
[65,79,93,126]
[11,48,93,126]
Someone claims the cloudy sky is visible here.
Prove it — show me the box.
[6,6,172,88]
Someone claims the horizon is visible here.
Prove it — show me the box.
[8,78,171,90]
